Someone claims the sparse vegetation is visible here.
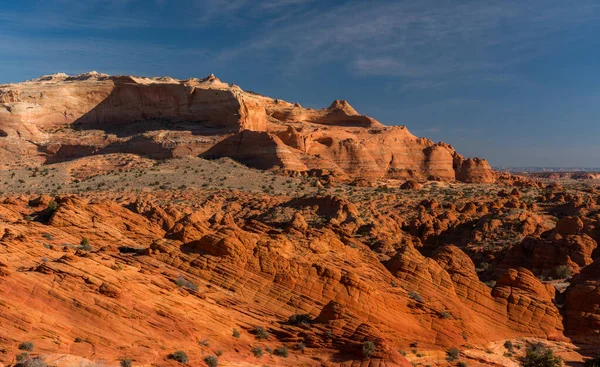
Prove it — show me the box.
[252,347,264,357]
[19,341,35,351]
[504,340,514,351]
[408,291,423,302]
[274,346,289,358]
[252,326,269,340]
[47,200,58,213]
[288,313,312,325]
[204,355,219,367]
[168,350,189,364]
[175,276,199,291]
[16,352,30,362]
[522,345,562,367]
[446,347,460,362]
[232,328,240,338]
[120,359,132,367]
[79,237,92,251]
[554,265,572,279]
[439,310,450,319]
[16,358,48,367]
[362,341,376,358]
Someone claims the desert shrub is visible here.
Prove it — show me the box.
[19,342,35,351]
[554,265,572,279]
[288,313,312,325]
[251,347,264,357]
[198,338,210,347]
[585,354,600,367]
[274,346,289,358]
[439,310,450,319]
[408,291,423,302]
[120,359,132,367]
[458,362,468,367]
[398,349,407,356]
[79,238,92,251]
[16,357,48,367]
[204,355,218,367]
[168,350,189,364]
[446,347,460,362]
[74,337,84,343]
[252,326,269,340]
[232,328,240,338]
[522,346,562,367]
[295,342,305,350]
[504,340,514,351]
[47,201,58,213]
[215,350,223,357]
[175,276,199,291]
[16,352,30,362]
[362,341,376,358]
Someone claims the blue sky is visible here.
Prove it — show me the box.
[1,0,600,167]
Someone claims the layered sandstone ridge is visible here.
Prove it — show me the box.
[0,72,494,182]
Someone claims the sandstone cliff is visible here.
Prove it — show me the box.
[0,72,495,183]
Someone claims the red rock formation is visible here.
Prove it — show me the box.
[564,258,600,343]
[0,72,495,183]
[498,216,598,277]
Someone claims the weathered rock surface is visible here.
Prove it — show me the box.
[0,72,495,183]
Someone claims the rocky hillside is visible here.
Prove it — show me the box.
[0,72,494,183]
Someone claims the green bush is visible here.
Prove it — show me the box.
[168,350,189,364]
[522,346,562,367]
[554,265,572,279]
[362,341,376,358]
[274,346,289,358]
[408,291,423,302]
[252,326,269,340]
[19,342,35,351]
[251,347,264,357]
[120,359,132,367]
[446,347,460,362]
[79,238,93,251]
[175,276,199,291]
[288,313,312,325]
[47,201,58,213]
[17,357,47,367]
[204,355,218,367]
[16,352,30,362]
[232,328,241,338]
[458,362,468,367]
[504,340,514,351]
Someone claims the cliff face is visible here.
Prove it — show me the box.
[0,72,494,182]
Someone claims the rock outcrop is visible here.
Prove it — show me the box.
[564,258,600,343]
[0,72,495,183]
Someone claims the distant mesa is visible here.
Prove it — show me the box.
[0,71,495,183]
